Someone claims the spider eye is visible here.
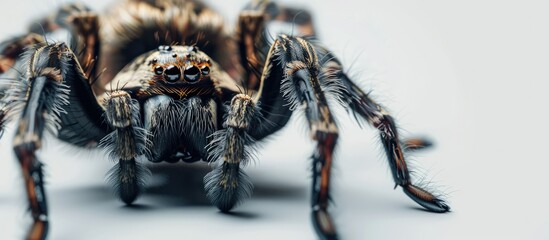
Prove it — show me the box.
[154,66,164,75]
[158,45,172,52]
[200,66,210,75]
[184,66,200,82]
[163,65,181,82]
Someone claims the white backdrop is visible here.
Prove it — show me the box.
[0,0,547,239]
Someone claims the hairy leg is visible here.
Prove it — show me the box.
[236,0,316,90]
[8,43,73,240]
[100,91,148,204]
[1,3,100,81]
[402,137,433,151]
[248,34,341,240]
[350,84,449,212]
[316,49,450,213]
[0,5,116,238]
[204,94,255,212]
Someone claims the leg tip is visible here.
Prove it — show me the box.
[204,163,253,213]
[121,197,137,205]
[433,199,451,213]
[27,220,48,240]
[402,137,434,151]
[119,185,140,205]
[402,184,451,213]
[217,203,237,213]
[312,209,339,240]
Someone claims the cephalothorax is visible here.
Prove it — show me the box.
[0,0,450,239]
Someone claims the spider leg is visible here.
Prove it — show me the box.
[351,85,449,212]
[275,36,339,240]
[0,106,6,138]
[236,8,267,89]
[316,49,450,213]
[401,137,433,151]
[100,91,148,204]
[204,94,255,212]
[9,43,76,240]
[40,3,101,86]
[0,33,43,75]
[244,0,315,36]
[236,0,315,90]
[1,40,110,239]
[246,35,340,240]
[63,7,101,84]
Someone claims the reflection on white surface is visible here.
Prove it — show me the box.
[1,0,548,239]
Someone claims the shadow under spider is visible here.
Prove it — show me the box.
[145,162,307,207]
[55,161,307,216]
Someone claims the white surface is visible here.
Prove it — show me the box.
[0,0,547,239]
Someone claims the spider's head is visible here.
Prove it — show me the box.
[148,45,212,84]
[108,45,220,100]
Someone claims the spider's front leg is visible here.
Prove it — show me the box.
[8,43,76,240]
[242,35,340,240]
[100,91,148,204]
[268,36,340,240]
[204,94,255,212]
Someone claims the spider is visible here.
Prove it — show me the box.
[0,0,450,239]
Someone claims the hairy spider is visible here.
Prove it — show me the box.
[0,0,450,239]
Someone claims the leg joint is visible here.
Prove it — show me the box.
[225,94,255,130]
[13,144,37,165]
[104,91,133,128]
[372,113,397,138]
